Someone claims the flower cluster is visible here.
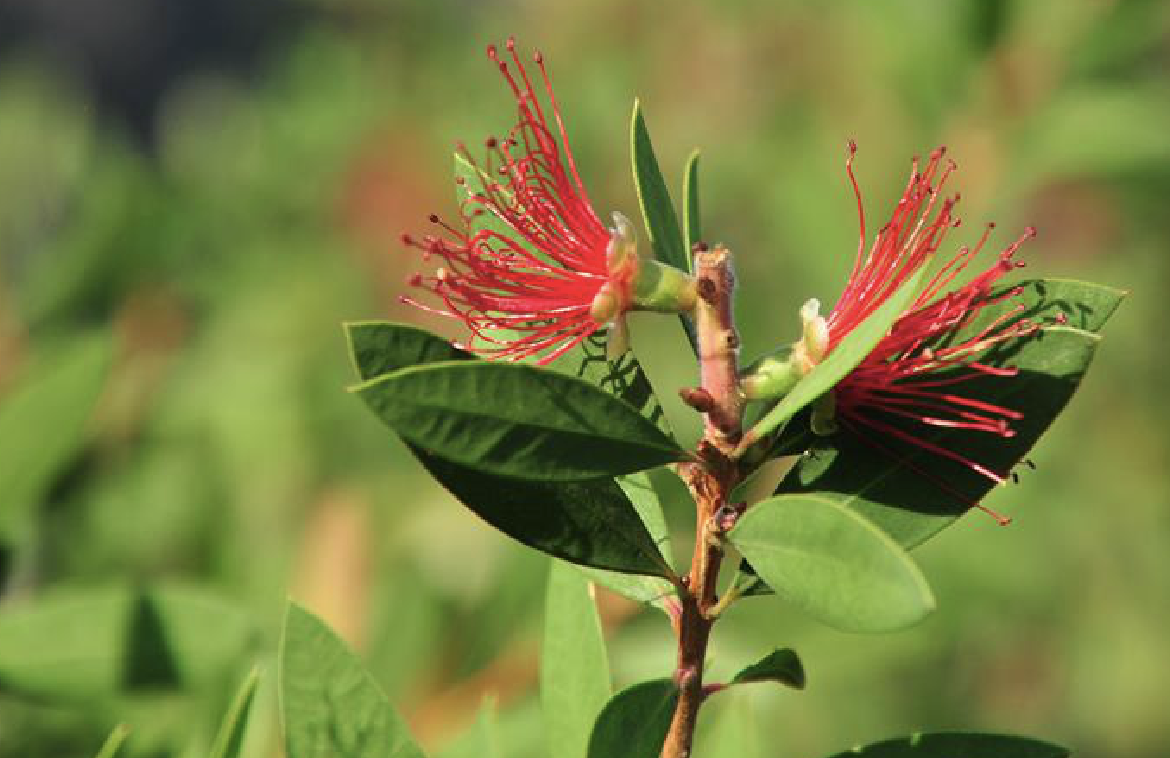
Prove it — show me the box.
[825,143,1047,496]
[402,40,691,364]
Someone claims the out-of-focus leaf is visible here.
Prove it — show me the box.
[93,724,130,758]
[542,562,611,758]
[729,648,806,690]
[631,99,688,274]
[209,667,261,758]
[345,323,674,577]
[353,361,685,481]
[824,732,1069,758]
[0,333,110,543]
[778,280,1125,548]
[728,494,935,633]
[280,602,425,758]
[0,584,255,700]
[740,267,927,451]
[587,679,678,758]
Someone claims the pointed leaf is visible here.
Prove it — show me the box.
[210,667,261,758]
[728,494,935,632]
[779,280,1125,548]
[354,361,684,481]
[683,149,702,253]
[742,266,928,449]
[729,648,805,690]
[542,562,612,758]
[631,99,687,273]
[94,725,130,758]
[345,323,673,577]
[824,732,1069,758]
[587,679,678,758]
[280,602,425,758]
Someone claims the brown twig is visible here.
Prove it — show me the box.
[660,246,743,758]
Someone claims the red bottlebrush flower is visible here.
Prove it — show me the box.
[401,39,638,365]
[823,143,1053,507]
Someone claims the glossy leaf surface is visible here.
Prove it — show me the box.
[587,678,678,758]
[729,648,806,690]
[354,360,684,481]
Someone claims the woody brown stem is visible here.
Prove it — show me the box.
[660,246,742,758]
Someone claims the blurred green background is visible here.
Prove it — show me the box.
[0,0,1166,756]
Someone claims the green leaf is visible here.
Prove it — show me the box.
[683,149,702,252]
[824,732,1069,758]
[0,332,111,544]
[742,267,928,450]
[0,584,256,701]
[631,99,688,274]
[345,323,673,577]
[93,724,130,758]
[542,562,612,758]
[353,361,685,481]
[729,648,805,690]
[210,666,261,758]
[587,679,678,758]
[280,602,425,758]
[778,280,1125,548]
[728,494,935,632]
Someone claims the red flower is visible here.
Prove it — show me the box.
[825,143,1054,508]
[401,39,637,364]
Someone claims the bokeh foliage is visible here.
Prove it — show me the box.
[0,0,1166,756]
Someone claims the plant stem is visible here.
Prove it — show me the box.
[661,246,742,758]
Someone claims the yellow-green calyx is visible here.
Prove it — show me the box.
[740,298,830,402]
[589,212,697,325]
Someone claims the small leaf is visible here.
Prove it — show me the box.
[280,602,425,758]
[742,267,928,449]
[824,732,1069,758]
[631,99,688,273]
[587,679,678,758]
[779,280,1125,548]
[345,323,673,577]
[729,648,805,690]
[683,149,702,253]
[542,562,612,758]
[354,361,685,481]
[728,494,935,632]
[94,724,130,758]
[209,666,261,758]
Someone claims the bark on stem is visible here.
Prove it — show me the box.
[660,246,742,758]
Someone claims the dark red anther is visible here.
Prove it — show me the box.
[428,214,440,224]
[407,273,423,287]
[401,233,415,246]
[486,44,498,60]
[1054,312,1068,324]
[534,50,544,64]
[485,136,498,149]
[505,36,516,52]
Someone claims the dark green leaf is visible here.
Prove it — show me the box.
[729,648,805,690]
[0,333,111,543]
[631,99,688,274]
[344,323,673,578]
[778,280,1125,548]
[210,666,261,758]
[683,149,702,253]
[587,679,678,758]
[742,267,928,450]
[353,361,685,481]
[824,732,1069,758]
[542,562,612,758]
[0,584,256,700]
[93,725,130,758]
[280,602,425,758]
[728,494,935,632]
